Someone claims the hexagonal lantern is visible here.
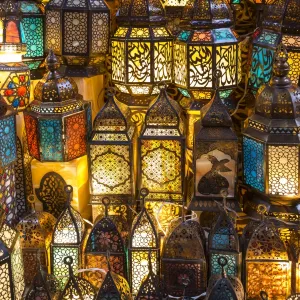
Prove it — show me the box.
[23,50,92,162]
[45,0,110,77]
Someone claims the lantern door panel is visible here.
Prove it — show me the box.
[195,147,236,198]
[111,40,125,82]
[174,43,187,87]
[39,119,63,161]
[210,253,239,277]
[91,12,109,55]
[89,144,132,195]
[64,111,87,161]
[24,114,40,160]
[45,11,62,53]
[153,41,172,82]
[140,139,183,195]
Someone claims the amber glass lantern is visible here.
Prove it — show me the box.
[84,198,127,288]
[51,186,85,286]
[24,51,92,162]
[138,86,186,203]
[111,0,172,108]
[129,188,160,296]
[191,72,238,211]
[162,218,207,297]
[0,0,30,110]
[45,0,110,77]
[16,195,56,286]
[243,44,300,213]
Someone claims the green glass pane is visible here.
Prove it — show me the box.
[178,88,191,98]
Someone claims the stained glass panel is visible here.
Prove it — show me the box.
[213,28,236,42]
[0,262,11,299]
[45,11,61,53]
[210,253,238,277]
[111,41,125,82]
[174,43,187,87]
[154,41,172,82]
[24,114,40,160]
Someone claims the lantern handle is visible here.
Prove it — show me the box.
[260,291,268,300]
[102,197,110,217]
[64,185,73,205]
[213,69,222,89]
[64,256,74,276]
[140,188,149,209]
[181,276,190,297]
[257,204,267,221]
[217,256,228,278]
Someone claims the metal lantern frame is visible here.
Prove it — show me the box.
[138,87,186,203]
[45,0,110,77]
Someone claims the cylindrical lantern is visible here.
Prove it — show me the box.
[50,186,85,286]
[138,86,186,203]
[45,0,110,77]
[23,51,92,162]
[0,0,30,110]
[243,44,300,213]
[111,0,173,107]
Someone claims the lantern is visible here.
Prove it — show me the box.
[287,295,300,300]
[59,256,95,300]
[208,198,241,278]
[243,44,300,213]
[129,188,160,296]
[24,50,92,162]
[88,89,136,201]
[162,218,207,297]
[16,195,56,285]
[19,0,45,78]
[111,0,173,108]
[95,262,132,300]
[45,0,110,77]
[0,0,30,110]
[245,209,291,299]
[289,229,300,294]
[191,71,238,211]
[84,197,127,288]
[0,209,25,299]
[51,185,85,286]
[206,256,244,300]
[138,86,186,202]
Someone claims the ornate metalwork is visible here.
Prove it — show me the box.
[139,86,186,202]
[24,51,92,162]
[58,256,95,300]
[206,257,244,300]
[162,217,207,297]
[287,294,300,300]
[35,172,67,218]
[84,197,127,289]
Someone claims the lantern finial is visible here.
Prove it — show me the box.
[64,256,74,276]
[46,50,60,73]
[213,69,222,90]
[140,188,149,208]
[64,185,73,206]
[102,197,110,217]
[27,194,36,213]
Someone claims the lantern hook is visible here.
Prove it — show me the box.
[213,69,222,89]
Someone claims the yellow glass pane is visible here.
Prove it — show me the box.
[114,27,128,37]
[152,27,170,37]
[174,43,187,87]
[130,85,150,95]
[112,40,125,82]
[130,28,150,38]
[154,41,172,82]
[287,51,300,85]
[0,21,3,43]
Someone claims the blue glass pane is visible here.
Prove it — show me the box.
[19,22,26,43]
[22,17,44,60]
[39,119,63,161]
[178,88,191,98]
[177,31,191,42]
[210,253,238,277]
[0,115,16,168]
[249,46,275,89]
[20,2,40,13]
[213,28,236,43]
[257,31,280,46]
[243,136,265,192]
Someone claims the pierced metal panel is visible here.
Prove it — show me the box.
[45,11,62,53]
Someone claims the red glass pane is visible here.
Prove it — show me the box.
[24,114,40,160]
[5,21,20,43]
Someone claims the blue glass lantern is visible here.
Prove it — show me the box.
[23,50,92,162]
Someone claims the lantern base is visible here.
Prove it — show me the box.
[62,65,102,78]
[30,68,46,80]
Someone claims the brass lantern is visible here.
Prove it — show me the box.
[206,256,244,300]
[138,86,186,203]
[51,185,85,286]
[45,0,110,77]
[111,0,173,107]
[191,71,238,211]
[289,229,300,294]
[84,197,127,288]
[243,44,300,214]
[16,195,56,285]
[162,218,207,297]
[129,188,160,296]
[59,256,95,300]
[24,50,92,162]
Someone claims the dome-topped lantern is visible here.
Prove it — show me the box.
[45,0,110,77]
[206,256,244,300]
[243,44,300,214]
[24,50,92,162]
[50,185,85,287]
[111,0,173,108]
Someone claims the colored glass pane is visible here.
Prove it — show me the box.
[213,28,236,43]
[114,27,128,38]
[5,21,20,43]
[20,2,40,13]
[152,27,170,37]
[211,253,238,277]
[192,31,212,42]
[130,28,150,38]
[257,31,280,46]
[177,31,191,42]
[0,21,3,43]
[178,88,191,98]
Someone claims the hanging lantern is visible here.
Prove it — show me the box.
[111,0,172,108]
[138,85,186,203]
[162,218,207,297]
[58,256,95,300]
[23,50,92,162]
[0,208,25,299]
[88,89,136,202]
[0,0,30,110]
[51,185,85,286]
[18,0,45,79]
[244,206,291,299]
[16,195,57,285]
[208,194,241,278]
[84,197,127,288]
[45,0,110,77]
[206,256,244,300]
[129,188,160,296]
[191,71,238,211]
[243,44,300,214]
